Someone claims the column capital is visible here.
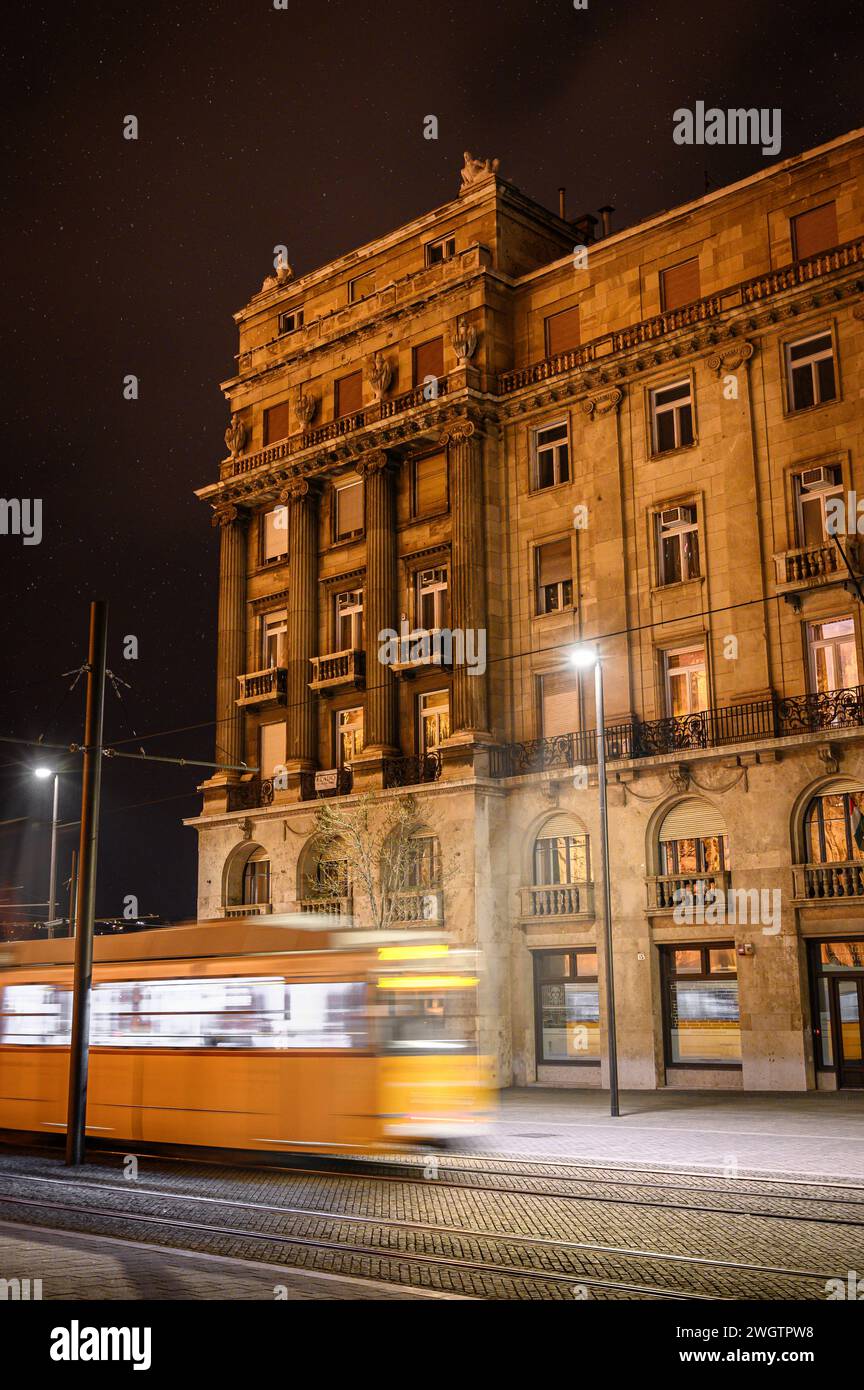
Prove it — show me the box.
[278,475,319,504]
[356,449,398,477]
[211,501,247,528]
[438,419,476,448]
[582,387,624,420]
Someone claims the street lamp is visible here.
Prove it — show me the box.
[34,766,61,936]
[570,645,620,1117]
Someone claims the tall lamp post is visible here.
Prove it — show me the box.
[34,766,61,936]
[570,645,620,1117]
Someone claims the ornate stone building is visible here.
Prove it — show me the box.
[189,128,864,1091]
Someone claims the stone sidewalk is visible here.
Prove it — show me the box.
[479,1087,864,1182]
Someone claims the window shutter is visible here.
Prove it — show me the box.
[335,370,363,417]
[260,722,287,777]
[336,480,364,536]
[660,259,701,311]
[792,203,838,260]
[545,306,580,356]
[263,508,288,560]
[414,452,448,514]
[537,538,572,586]
[264,400,292,444]
[659,798,727,840]
[540,670,580,737]
[413,337,445,385]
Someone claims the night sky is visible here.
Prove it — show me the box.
[0,0,860,925]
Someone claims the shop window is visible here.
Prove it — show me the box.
[533,949,600,1064]
[661,944,741,1066]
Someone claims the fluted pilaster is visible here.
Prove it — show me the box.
[444,421,489,735]
[284,480,319,764]
[359,451,398,751]
[212,504,248,769]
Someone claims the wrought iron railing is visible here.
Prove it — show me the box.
[382,751,443,789]
[299,768,354,800]
[792,862,864,901]
[490,686,864,777]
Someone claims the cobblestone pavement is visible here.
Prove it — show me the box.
[483,1088,864,1180]
[0,1136,860,1301]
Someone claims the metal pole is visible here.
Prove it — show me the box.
[595,660,620,1118]
[65,601,108,1165]
[46,773,59,937]
[68,849,78,938]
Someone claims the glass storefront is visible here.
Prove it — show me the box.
[661,944,741,1066]
[809,939,864,1088]
[533,950,600,1065]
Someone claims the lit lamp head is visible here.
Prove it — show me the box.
[33,766,54,780]
[570,645,599,671]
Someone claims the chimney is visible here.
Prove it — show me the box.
[598,204,615,239]
[571,212,598,246]
[558,187,566,220]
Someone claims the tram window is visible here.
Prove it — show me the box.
[381,990,475,1053]
[1,978,368,1050]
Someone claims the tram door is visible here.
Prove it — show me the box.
[832,977,864,1089]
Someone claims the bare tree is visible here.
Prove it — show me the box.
[305,792,452,929]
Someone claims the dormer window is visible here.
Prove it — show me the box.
[278,308,304,335]
[425,235,456,266]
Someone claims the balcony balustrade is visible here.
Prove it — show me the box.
[308,649,365,692]
[647,871,731,913]
[519,882,594,920]
[773,539,862,597]
[490,686,864,778]
[299,767,353,800]
[382,752,442,789]
[298,895,353,919]
[792,861,864,901]
[224,903,272,918]
[236,667,288,707]
[386,889,443,924]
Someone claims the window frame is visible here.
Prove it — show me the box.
[804,792,864,866]
[277,307,305,336]
[335,705,365,768]
[418,689,450,756]
[649,379,696,456]
[663,643,709,718]
[332,478,365,543]
[532,948,601,1069]
[784,330,839,414]
[411,452,449,518]
[532,421,571,491]
[425,235,456,267]
[655,503,701,586]
[260,507,289,565]
[660,942,741,1071]
[416,567,449,631]
[806,614,860,695]
[260,608,288,669]
[534,537,575,616]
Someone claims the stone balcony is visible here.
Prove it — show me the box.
[309,649,365,692]
[519,882,594,922]
[386,889,444,925]
[646,871,731,914]
[236,667,287,708]
[792,861,864,902]
[299,768,353,800]
[773,538,862,604]
[297,895,353,920]
[224,903,272,918]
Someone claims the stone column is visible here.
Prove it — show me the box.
[445,420,490,737]
[212,503,247,769]
[358,451,398,752]
[284,479,319,766]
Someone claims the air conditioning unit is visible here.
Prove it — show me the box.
[800,466,839,492]
[660,505,695,527]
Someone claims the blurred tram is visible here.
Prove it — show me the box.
[0,919,493,1155]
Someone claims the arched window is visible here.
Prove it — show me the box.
[805,789,864,864]
[533,816,590,885]
[302,840,350,905]
[658,799,728,875]
[241,847,270,906]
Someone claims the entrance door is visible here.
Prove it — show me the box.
[831,977,864,1088]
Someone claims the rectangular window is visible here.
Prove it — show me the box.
[662,945,741,1066]
[259,721,287,779]
[412,337,445,387]
[347,272,375,303]
[808,617,860,694]
[660,258,700,311]
[534,950,600,1064]
[786,333,837,412]
[544,306,580,357]
[664,645,708,716]
[263,401,292,445]
[335,589,364,650]
[336,706,364,766]
[334,479,364,540]
[657,505,700,585]
[791,202,838,260]
[417,567,449,630]
[534,422,570,489]
[261,506,289,563]
[534,835,589,886]
[412,452,448,516]
[335,370,363,418]
[651,380,695,454]
[261,609,288,668]
[277,308,304,336]
[536,538,573,614]
[539,668,580,737]
[419,690,450,754]
[425,235,456,266]
[795,465,842,546]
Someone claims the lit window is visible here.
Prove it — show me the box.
[786,333,837,412]
[651,380,694,454]
[336,707,364,766]
[663,946,741,1066]
[533,950,600,1063]
[534,422,570,489]
[805,792,864,865]
[419,690,450,754]
[808,617,859,694]
[242,847,270,906]
[796,466,843,546]
[534,834,589,885]
[657,505,700,585]
[536,538,573,614]
[335,590,364,650]
[261,609,288,668]
[664,645,708,716]
[417,568,449,630]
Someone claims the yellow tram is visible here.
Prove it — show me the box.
[0,920,493,1154]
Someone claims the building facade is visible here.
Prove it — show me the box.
[189,132,864,1092]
